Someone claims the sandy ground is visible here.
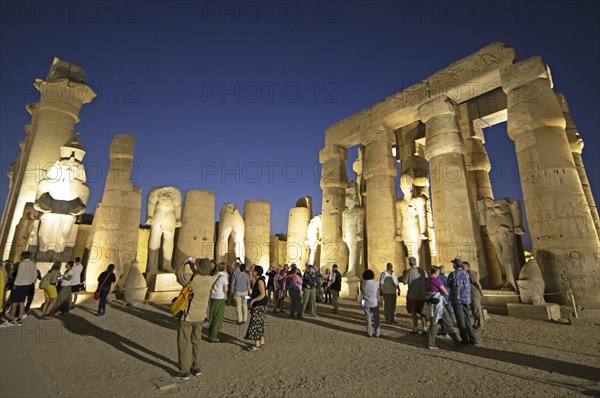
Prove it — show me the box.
[1,296,599,398]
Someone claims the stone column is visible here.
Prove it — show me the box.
[173,190,215,266]
[362,128,401,275]
[500,57,600,305]
[243,200,270,266]
[460,120,499,288]
[319,146,348,271]
[85,135,142,291]
[0,58,96,259]
[419,98,485,278]
[556,93,600,238]
[286,207,310,266]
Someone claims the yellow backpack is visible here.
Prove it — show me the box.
[170,275,194,320]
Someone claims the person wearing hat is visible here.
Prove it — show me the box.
[400,256,427,334]
[447,257,477,346]
[174,258,213,380]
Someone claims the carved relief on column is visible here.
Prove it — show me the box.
[319,145,348,270]
[361,127,400,275]
[556,93,600,238]
[500,56,600,305]
[419,97,486,279]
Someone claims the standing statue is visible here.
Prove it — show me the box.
[395,173,428,267]
[216,203,245,263]
[305,215,322,265]
[8,203,38,262]
[342,182,364,277]
[146,186,182,273]
[478,197,526,290]
[34,133,89,261]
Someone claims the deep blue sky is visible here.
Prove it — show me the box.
[1,1,599,248]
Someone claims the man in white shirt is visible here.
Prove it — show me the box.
[379,263,400,324]
[2,252,38,326]
[208,263,229,342]
[70,257,84,308]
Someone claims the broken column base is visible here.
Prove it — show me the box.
[507,302,561,321]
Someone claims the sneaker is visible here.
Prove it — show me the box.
[0,321,15,328]
[21,314,27,320]
[428,346,439,350]
[250,345,262,351]
[40,314,51,320]
[175,371,192,381]
[190,368,201,377]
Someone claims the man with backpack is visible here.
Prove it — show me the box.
[174,258,213,381]
[379,263,400,324]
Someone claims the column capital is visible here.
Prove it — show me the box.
[319,145,347,164]
[419,97,458,123]
[500,56,552,93]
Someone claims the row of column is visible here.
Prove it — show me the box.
[320,56,599,305]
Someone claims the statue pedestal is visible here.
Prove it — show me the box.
[481,289,520,315]
[145,272,180,291]
[341,275,360,300]
[145,272,181,303]
[507,303,561,321]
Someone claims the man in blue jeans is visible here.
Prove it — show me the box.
[447,258,477,346]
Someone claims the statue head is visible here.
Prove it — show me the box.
[345,181,359,209]
[400,173,414,200]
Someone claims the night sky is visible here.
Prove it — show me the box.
[1,1,599,250]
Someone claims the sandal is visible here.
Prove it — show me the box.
[250,345,262,351]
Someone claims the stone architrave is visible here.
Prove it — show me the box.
[478,197,526,290]
[8,203,38,263]
[342,183,364,277]
[145,186,182,273]
[85,135,142,292]
[500,56,600,305]
[286,206,310,266]
[33,133,90,262]
[0,58,96,260]
[243,200,270,266]
[305,215,322,266]
[319,146,349,270]
[216,204,245,263]
[419,97,485,277]
[556,93,600,238]
[517,258,545,305]
[173,190,215,266]
[362,128,401,275]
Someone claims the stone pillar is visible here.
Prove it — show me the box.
[460,118,499,288]
[0,58,96,259]
[319,146,348,271]
[286,207,310,266]
[556,93,600,238]
[85,135,142,292]
[362,128,401,275]
[419,98,485,277]
[173,190,215,266]
[243,200,270,266]
[500,57,600,305]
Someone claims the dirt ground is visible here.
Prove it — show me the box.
[1,296,599,398]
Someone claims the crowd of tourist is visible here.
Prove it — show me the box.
[1,252,117,324]
[1,250,485,381]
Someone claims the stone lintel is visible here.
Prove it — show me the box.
[325,42,515,148]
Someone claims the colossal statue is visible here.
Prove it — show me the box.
[146,186,182,273]
[216,203,245,263]
[517,258,545,305]
[342,182,364,277]
[33,134,89,261]
[395,174,428,267]
[478,197,525,290]
[305,215,322,265]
